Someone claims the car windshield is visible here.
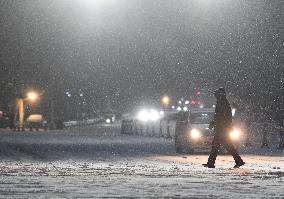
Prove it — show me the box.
[190,112,214,124]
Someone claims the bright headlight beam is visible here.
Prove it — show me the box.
[191,128,201,139]
[230,129,241,140]
[137,109,149,122]
[149,109,159,121]
[137,109,160,122]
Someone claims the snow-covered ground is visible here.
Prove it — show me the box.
[0,124,283,198]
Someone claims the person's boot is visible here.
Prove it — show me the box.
[202,163,215,168]
[233,161,245,168]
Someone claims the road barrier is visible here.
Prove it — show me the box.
[121,119,176,138]
[63,118,104,128]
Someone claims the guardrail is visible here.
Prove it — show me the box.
[63,118,104,128]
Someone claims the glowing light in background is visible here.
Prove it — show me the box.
[162,96,170,106]
[137,109,160,122]
[190,128,201,139]
[26,92,39,102]
[230,129,241,140]
[137,109,149,122]
[149,109,159,121]
[232,108,236,117]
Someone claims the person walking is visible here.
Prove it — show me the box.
[203,88,245,168]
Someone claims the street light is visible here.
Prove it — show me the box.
[162,96,170,106]
[27,91,39,102]
[15,91,40,131]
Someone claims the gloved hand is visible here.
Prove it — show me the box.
[209,121,214,130]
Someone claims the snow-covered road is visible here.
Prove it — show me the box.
[0,124,283,198]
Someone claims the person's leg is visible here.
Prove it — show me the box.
[206,137,221,166]
[223,140,244,164]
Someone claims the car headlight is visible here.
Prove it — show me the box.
[137,109,160,122]
[149,109,159,121]
[229,129,241,140]
[190,128,201,139]
[137,109,149,122]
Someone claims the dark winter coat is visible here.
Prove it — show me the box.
[211,97,232,134]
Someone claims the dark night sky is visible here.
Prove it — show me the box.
[0,0,283,113]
